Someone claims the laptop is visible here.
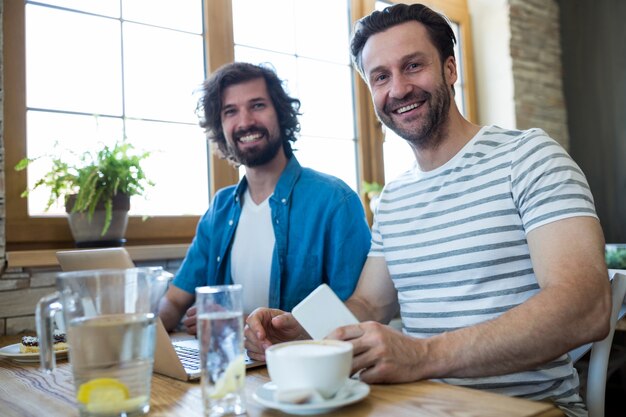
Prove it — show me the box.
[153,318,265,381]
[56,247,135,271]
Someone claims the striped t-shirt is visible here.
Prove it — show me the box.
[370,126,597,417]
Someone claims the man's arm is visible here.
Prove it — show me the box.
[330,216,612,383]
[345,256,399,323]
[158,285,195,332]
[421,216,611,378]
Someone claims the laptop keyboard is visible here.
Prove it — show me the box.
[173,344,201,371]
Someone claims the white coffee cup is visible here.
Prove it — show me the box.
[265,340,353,399]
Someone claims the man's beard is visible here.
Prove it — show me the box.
[376,79,451,150]
[229,127,284,167]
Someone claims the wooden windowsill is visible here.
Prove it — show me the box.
[5,244,190,269]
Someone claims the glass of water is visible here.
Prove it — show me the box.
[196,285,246,417]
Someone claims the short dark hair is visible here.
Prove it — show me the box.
[350,3,457,78]
[196,62,301,163]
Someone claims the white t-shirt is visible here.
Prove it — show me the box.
[230,188,275,314]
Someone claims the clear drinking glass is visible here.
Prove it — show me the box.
[36,267,171,417]
[196,285,246,417]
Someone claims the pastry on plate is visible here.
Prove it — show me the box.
[19,330,68,353]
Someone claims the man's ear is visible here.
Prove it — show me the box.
[443,55,458,87]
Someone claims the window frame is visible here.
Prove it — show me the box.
[3,0,476,249]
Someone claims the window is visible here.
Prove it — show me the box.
[23,1,208,218]
[4,0,476,248]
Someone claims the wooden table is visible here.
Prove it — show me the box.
[0,334,564,417]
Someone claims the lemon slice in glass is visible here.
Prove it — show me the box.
[209,355,245,399]
[86,395,148,414]
[76,378,129,405]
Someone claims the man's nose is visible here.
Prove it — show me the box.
[236,109,255,130]
[389,74,413,100]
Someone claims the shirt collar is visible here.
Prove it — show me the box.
[231,155,302,204]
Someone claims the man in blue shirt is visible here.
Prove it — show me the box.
[158,62,371,334]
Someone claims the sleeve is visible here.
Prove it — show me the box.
[510,129,598,233]
[324,190,372,301]
[368,212,385,257]
[172,209,213,294]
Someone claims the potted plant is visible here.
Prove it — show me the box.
[606,244,626,269]
[15,140,153,247]
[362,181,383,213]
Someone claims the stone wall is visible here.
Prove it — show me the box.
[0,259,183,335]
[509,0,569,149]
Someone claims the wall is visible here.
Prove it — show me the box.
[0,258,183,335]
[509,0,569,148]
[470,0,569,148]
[559,0,626,243]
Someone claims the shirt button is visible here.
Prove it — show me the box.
[235,196,239,202]
[275,219,279,224]
[217,256,221,262]
[229,220,234,226]
[281,198,287,204]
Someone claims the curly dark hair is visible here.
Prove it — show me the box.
[196,62,301,164]
[350,3,456,79]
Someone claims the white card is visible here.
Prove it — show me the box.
[292,284,359,340]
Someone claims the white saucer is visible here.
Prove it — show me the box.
[252,379,370,415]
[0,343,69,364]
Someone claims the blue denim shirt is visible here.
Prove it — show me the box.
[173,156,371,311]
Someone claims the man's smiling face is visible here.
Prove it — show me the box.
[221,77,283,167]
[362,21,455,149]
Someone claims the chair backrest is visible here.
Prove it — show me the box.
[56,247,136,271]
[586,270,626,417]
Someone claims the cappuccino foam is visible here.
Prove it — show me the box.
[273,343,345,357]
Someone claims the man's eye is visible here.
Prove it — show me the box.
[407,62,420,70]
[223,109,235,117]
[253,103,266,110]
[374,74,388,83]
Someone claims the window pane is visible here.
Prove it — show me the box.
[297,58,355,140]
[451,22,466,116]
[234,46,299,98]
[122,0,203,33]
[232,0,296,54]
[383,129,416,183]
[31,0,120,17]
[123,22,205,123]
[295,136,357,190]
[26,5,123,115]
[294,0,350,64]
[125,120,209,216]
[24,112,209,217]
[25,111,124,216]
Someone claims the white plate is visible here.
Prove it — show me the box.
[0,343,69,364]
[253,379,369,415]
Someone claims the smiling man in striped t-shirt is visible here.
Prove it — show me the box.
[245,4,611,416]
